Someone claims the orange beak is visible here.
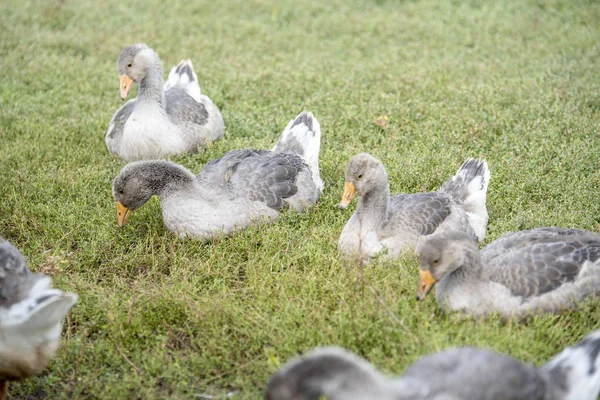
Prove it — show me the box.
[416,270,437,300]
[120,74,134,101]
[339,182,357,209]
[117,202,133,227]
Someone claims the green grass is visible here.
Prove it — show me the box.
[2,0,600,398]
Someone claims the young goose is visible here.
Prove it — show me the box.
[113,111,323,240]
[105,44,225,161]
[417,228,600,317]
[266,331,600,400]
[338,154,490,264]
[0,239,78,400]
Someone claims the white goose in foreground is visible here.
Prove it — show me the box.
[266,331,600,400]
[338,153,490,264]
[112,111,323,240]
[0,239,77,400]
[106,43,225,161]
[417,228,600,317]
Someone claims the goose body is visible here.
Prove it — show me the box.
[113,111,323,240]
[417,228,600,317]
[106,44,224,161]
[266,330,600,400]
[0,239,77,400]
[338,154,490,264]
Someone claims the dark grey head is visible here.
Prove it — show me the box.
[265,347,383,400]
[339,153,388,209]
[112,161,194,227]
[417,231,476,300]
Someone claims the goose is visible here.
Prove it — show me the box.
[0,239,77,400]
[338,153,490,264]
[265,330,600,400]
[105,44,225,161]
[112,111,323,240]
[417,228,600,317]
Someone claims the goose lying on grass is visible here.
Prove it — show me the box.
[113,111,323,240]
[417,228,600,318]
[338,153,490,264]
[106,43,225,161]
[266,331,600,400]
[0,239,77,400]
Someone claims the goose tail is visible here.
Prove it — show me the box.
[164,59,202,102]
[0,276,78,342]
[440,158,490,242]
[542,330,600,400]
[272,111,324,192]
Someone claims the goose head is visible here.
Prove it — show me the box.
[112,161,195,227]
[117,44,159,100]
[339,153,388,209]
[112,161,159,227]
[416,231,475,300]
[265,347,386,400]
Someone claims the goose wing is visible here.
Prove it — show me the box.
[197,149,306,210]
[105,99,135,153]
[484,233,600,298]
[386,192,452,236]
[403,348,547,399]
[165,88,209,127]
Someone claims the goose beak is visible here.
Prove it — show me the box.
[339,182,357,209]
[416,270,437,300]
[117,202,133,227]
[120,74,133,101]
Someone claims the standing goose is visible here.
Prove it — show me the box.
[112,111,323,240]
[106,44,225,161]
[338,153,490,264]
[265,331,600,400]
[417,228,600,317]
[0,239,77,400]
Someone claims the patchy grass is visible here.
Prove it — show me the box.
[2,0,600,398]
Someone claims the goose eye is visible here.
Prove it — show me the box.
[118,189,124,195]
[127,63,132,68]
[357,174,362,179]
[432,259,440,266]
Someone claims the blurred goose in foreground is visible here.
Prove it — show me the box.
[266,331,600,400]
[105,43,225,161]
[0,239,77,400]
[113,111,323,240]
[417,228,600,317]
[338,154,490,264]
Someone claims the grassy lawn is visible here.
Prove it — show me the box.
[2,0,600,398]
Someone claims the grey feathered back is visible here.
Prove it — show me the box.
[265,335,600,400]
[197,149,308,210]
[484,228,600,297]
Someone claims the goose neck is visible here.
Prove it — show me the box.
[137,61,165,105]
[357,183,390,230]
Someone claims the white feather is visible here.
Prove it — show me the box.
[273,111,324,193]
[164,59,202,102]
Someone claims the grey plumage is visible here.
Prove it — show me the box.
[0,240,41,308]
[338,154,490,264]
[165,88,209,126]
[112,111,323,240]
[266,331,600,400]
[0,238,78,394]
[105,100,134,142]
[417,228,600,317]
[106,44,224,161]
